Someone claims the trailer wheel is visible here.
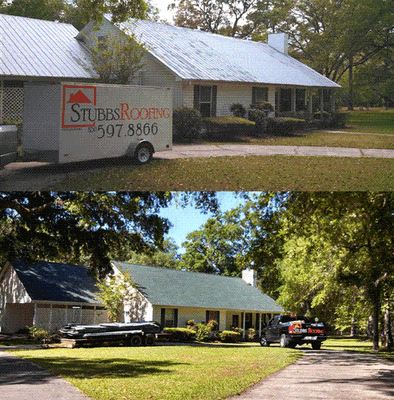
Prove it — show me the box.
[134,143,153,164]
[130,335,142,346]
[145,335,155,346]
[280,334,290,348]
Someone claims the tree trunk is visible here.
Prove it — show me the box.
[385,307,393,351]
[350,315,356,337]
[372,298,380,351]
[348,56,354,111]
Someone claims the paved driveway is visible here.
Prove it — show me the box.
[0,351,91,400]
[227,349,394,400]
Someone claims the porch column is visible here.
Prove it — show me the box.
[331,90,336,112]
[259,313,262,337]
[291,88,296,114]
[242,312,246,339]
[309,90,313,116]
[49,304,53,332]
[319,89,324,118]
[33,303,37,326]
[94,305,97,325]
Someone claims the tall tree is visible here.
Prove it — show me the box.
[2,0,65,21]
[280,192,394,350]
[169,0,257,37]
[0,192,218,278]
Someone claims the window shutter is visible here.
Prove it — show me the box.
[161,308,165,328]
[174,309,178,327]
[194,85,200,110]
[211,85,217,117]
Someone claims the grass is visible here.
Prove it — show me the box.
[324,337,394,363]
[11,343,300,400]
[344,108,394,134]
[52,156,394,191]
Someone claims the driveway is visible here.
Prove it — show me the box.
[0,350,91,400]
[227,349,394,400]
[1,144,393,190]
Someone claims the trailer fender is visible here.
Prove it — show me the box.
[126,140,155,163]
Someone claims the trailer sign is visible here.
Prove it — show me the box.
[23,82,173,164]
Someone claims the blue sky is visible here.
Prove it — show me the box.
[159,192,250,252]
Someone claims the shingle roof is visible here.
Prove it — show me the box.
[0,14,97,79]
[114,17,340,88]
[11,260,100,304]
[112,262,283,313]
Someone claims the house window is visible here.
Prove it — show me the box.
[232,314,239,328]
[252,87,268,106]
[245,313,253,330]
[279,88,292,112]
[160,308,178,328]
[194,85,217,117]
[206,310,220,329]
[296,89,306,111]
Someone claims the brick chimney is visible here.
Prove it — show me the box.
[242,269,257,287]
[268,33,289,55]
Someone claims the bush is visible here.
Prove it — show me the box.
[313,111,348,129]
[230,103,247,118]
[247,108,267,134]
[207,319,219,331]
[173,107,202,142]
[202,117,255,140]
[219,331,242,343]
[195,323,211,342]
[163,328,196,342]
[267,117,307,136]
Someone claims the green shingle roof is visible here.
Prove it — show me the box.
[112,262,283,313]
[12,260,101,304]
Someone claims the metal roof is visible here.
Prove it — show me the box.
[114,17,340,88]
[113,262,284,313]
[0,14,97,80]
[12,260,101,304]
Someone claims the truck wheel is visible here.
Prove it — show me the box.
[260,337,270,347]
[134,143,153,164]
[312,342,322,350]
[130,335,142,346]
[280,334,290,348]
[145,335,155,346]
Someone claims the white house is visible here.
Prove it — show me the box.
[78,16,341,118]
[0,260,283,335]
[0,260,107,333]
[0,13,97,122]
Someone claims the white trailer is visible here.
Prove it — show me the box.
[22,82,172,164]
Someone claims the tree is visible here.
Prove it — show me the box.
[280,192,394,350]
[2,0,65,21]
[96,272,136,322]
[0,192,218,279]
[169,0,258,38]
[84,30,147,84]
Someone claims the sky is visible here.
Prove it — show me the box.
[159,192,250,252]
[154,0,176,22]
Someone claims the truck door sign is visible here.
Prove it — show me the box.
[62,85,97,128]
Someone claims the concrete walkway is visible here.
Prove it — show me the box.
[0,350,91,400]
[227,349,394,400]
[0,144,393,190]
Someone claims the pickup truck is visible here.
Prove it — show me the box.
[260,315,327,350]
[59,321,161,347]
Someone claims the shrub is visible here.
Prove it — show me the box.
[267,117,307,136]
[163,327,196,342]
[207,319,219,331]
[219,330,242,343]
[195,323,211,342]
[247,108,267,134]
[173,107,202,142]
[247,328,257,341]
[29,326,51,341]
[202,117,255,140]
[230,103,247,118]
[186,319,196,329]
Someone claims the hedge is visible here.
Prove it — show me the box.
[267,117,307,136]
[163,327,196,342]
[219,331,242,343]
[202,117,256,139]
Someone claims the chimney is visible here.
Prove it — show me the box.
[268,33,289,55]
[242,269,257,287]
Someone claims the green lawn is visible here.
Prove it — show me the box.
[52,156,394,191]
[11,344,300,400]
[345,108,394,134]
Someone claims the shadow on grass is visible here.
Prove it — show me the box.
[0,353,187,386]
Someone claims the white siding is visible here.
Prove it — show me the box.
[182,82,276,116]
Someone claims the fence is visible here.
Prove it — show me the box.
[0,80,24,123]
